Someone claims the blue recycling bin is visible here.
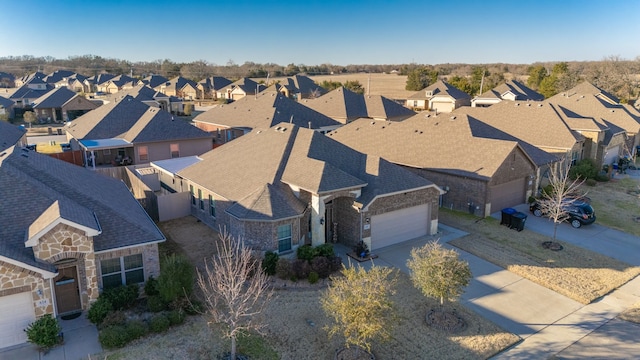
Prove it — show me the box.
[501,208,516,226]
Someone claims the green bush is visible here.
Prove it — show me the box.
[149,314,170,333]
[308,271,319,284]
[103,284,139,310]
[144,275,159,296]
[262,251,279,276]
[101,310,126,329]
[569,158,598,180]
[184,299,203,315]
[146,295,166,313]
[24,314,62,351]
[99,325,129,349]
[87,297,113,325]
[315,243,335,258]
[296,244,315,261]
[125,320,148,340]
[168,309,186,326]
[275,258,292,279]
[158,254,194,303]
[586,178,597,186]
[595,174,610,182]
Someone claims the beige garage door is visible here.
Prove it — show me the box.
[0,292,36,348]
[370,204,430,250]
[430,101,453,113]
[489,177,526,214]
[603,145,620,167]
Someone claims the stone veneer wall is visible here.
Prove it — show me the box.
[33,223,99,308]
[94,243,160,291]
[229,216,301,253]
[0,261,53,318]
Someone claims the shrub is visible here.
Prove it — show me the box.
[125,320,148,340]
[528,196,537,204]
[586,178,597,186]
[158,254,194,303]
[569,158,598,180]
[24,314,62,351]
[87,297,113,325]
[184,298,203,315]
[146,295,166,313]
[310,256,331,278]
[103,284,139,310]
[308,271,319,284]
[144,275,159,296]
[595,174,610,182]
[261,251,279,276]
[292,259,311,279]
[168,309,186,326]
[275,258,292,279]
[149,314,170,333]
[99,325,129,349]
[101,310,126,329]
[329,256,343,272]
[296,244,315,261]
[315,243,335,258]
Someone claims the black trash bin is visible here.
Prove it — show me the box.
[510,212,527,232]
[501,208,516,226]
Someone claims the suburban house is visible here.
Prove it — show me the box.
[157,76,200,100]
[276,75,327,100]
[471,80,544,107]
[85,73,115,93]
[42,70,76,85]
[7,78,54,109]
[0,121,165,349]
[101,75,139,94]
[197,76,233,100]
[303,86,416,123]
[0,95,15,119]
[546,82,640,165]
[142,75,170,89]
[65,95,213,168]
[14,72,46,87]
[103,84,181,113]
[218,78,265,101]
[53,74,90,94]
[32,87,99,123]
[328,113,541,217]
[405,80,471,112]
[192,92,341,146]
[175,122,442,253]
[0,72,15,88]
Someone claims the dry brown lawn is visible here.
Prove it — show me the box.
[99,215,519,359]
[582,177,640,237]
[442,210,640,304]
[618,302,640,323]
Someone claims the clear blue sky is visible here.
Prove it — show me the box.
[1,0,638,65]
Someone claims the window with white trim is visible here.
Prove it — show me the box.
[170,143,180,158]
[277,224,292,253]
[100,254,144,290]
[139,146,148,161]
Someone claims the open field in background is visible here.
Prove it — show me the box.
[442,210,640,304]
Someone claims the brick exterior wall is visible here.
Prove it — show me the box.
[95,243,160,291]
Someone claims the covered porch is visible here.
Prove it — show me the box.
[78,138,135,170]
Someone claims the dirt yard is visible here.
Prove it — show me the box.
[99,215,519,359]
[582,176,640,237]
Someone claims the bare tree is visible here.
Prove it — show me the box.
[197,230,273,360]
[535,157,586,241]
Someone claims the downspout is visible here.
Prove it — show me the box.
[49,277,57,317]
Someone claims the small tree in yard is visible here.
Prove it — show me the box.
[321,264,397,357]
[197,230,273,360]
[23,111,37,127]
[537,157,586,241]
[407,241,471,306]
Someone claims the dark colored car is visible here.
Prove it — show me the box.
[529,199,596,228]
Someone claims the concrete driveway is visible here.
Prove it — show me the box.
[499,204,640,266]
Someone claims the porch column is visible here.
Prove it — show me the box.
[310,194,327,246]
[91,150,96,170]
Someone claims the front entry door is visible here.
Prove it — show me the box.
[54,266,81,314]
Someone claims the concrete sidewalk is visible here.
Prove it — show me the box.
[0,313,102,360]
